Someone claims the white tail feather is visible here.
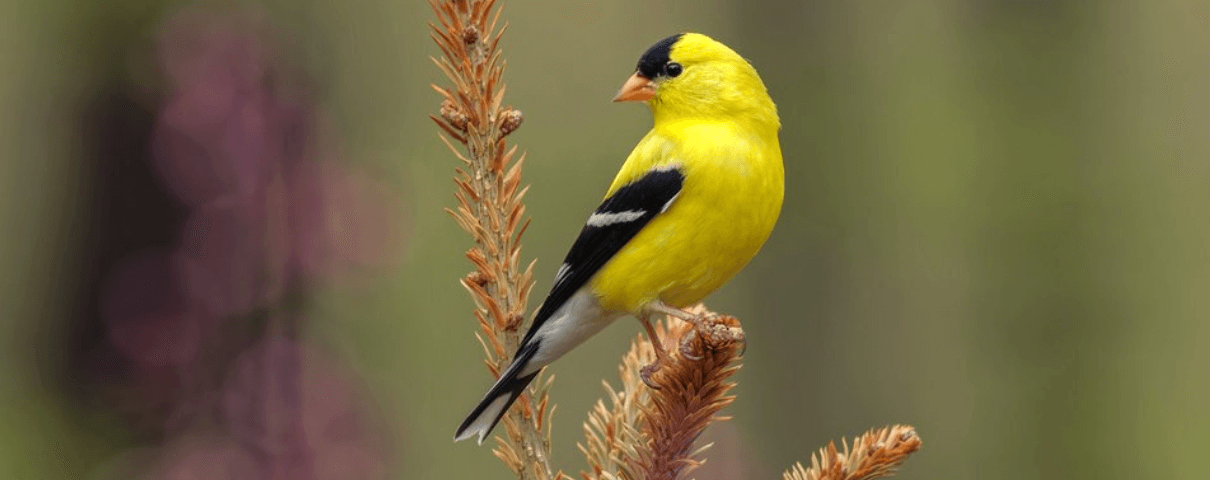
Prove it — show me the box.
[453,392,512,444]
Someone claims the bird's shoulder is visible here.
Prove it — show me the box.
[610,121,765,193]
[611,120,777,196]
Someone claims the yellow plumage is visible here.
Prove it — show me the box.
[455,32,781,444]
[591,33,783,313]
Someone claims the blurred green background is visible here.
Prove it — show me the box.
[3,0,1209,479]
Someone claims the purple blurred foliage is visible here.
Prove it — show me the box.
[176,196,283,316]
[88,6,401,479]
[288,161,401,280]
[151,7,281,207]
[219,334,388,480]
[155,435,260,480]
[102,250,205,368]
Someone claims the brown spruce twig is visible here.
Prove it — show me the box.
[580,306,745,480]
[782,425,923,480]
[428,1,561,479]
[582,311,924,480]
[579,328,656,480]
[636,308,743,480]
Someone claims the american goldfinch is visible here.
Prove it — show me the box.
[455,32,782,444]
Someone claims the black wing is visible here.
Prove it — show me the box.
[519,165,684,347]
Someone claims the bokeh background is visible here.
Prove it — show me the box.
[2,0,1208,479]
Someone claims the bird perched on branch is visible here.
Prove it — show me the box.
[455,32,783,444]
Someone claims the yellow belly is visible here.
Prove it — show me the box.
[589,121,783,314]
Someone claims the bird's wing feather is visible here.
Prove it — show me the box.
[519,165,684,347]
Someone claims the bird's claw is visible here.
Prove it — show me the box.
[678,333,703,360]
[719,323,747,355]
[640,359,664,390]
[686,313,746,352]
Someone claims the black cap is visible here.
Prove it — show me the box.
[636,34,684,79]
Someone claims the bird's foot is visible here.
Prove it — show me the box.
[640,357,666,389]
[683,312,746,357]
[678,333,703,360]
[644,303,746,365]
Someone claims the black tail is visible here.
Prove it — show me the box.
[453,341,540,444]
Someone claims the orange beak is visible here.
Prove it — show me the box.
[612,72,656,102]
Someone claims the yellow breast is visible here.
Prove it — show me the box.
[590,119,783,313]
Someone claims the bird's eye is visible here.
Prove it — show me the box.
[665,62,683,78]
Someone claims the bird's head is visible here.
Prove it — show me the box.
[613,33,778,129]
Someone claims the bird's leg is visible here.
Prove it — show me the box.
[648,301,746,358]
[638,315,668,389]
[643,302,704,359]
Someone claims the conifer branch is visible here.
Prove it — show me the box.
[428,1,560,478]
[782,425,922,480]
[580,306,743,480]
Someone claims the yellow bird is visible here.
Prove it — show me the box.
[455,32,783,444]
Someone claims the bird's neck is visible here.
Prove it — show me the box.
[650,97,780,133]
